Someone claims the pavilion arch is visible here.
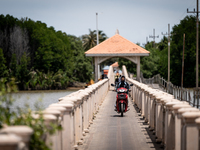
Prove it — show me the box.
[98,56,138,64]
[95,56,140,81]
[85,32,150,82]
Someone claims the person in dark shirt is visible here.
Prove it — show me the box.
[114,75,130,110]
[116,75,130,90]
[115,76,119,85]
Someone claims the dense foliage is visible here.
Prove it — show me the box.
[0,14,198,88]
[119,15,199,87]
[0,14,98,90]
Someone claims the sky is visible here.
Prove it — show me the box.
[0,0,197,45]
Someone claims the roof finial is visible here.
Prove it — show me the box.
[115,29,119,34]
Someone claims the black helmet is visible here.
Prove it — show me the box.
[121,75,125,81]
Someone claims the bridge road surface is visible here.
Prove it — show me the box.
[79,91,162,150]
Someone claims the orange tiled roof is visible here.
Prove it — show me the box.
[111,62,119,67]
[85,34,150,56]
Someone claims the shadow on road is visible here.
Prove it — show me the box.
[132,102,164,150]
[110,115,128,117]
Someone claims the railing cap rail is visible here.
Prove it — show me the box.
[177,107,199,113]
[182,111,200,118]
[0,134,21,145]
[172,104,192,110]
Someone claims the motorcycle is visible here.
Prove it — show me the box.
[111,83,133,117]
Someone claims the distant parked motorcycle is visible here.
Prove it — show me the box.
[111,83,133,117]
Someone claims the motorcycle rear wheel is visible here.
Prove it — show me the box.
[121,103,123,117]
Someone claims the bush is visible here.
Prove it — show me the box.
[0,77,62,149]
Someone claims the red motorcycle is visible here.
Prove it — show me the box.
[111,83,133,117]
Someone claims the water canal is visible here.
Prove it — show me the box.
[11,89,79,111]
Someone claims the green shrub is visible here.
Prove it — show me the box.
[0,77,62,150]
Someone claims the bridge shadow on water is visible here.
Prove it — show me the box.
[132,101,164,150]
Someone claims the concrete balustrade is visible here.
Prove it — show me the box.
[195,117,200,150]
[0,134,22,150]
[122,65,200,150]
[181,111,200,150]
[4,64,200,149]
[164,101,189,150]
[34,77,109,150]
[174,106,199,150]
[0,126,33,150]
[0,66,111,149]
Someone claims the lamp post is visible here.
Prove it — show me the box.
[96,12,99,45]
[95,12,99,82]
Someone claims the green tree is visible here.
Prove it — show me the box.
[118,58,136,75]
[17,53,30,90]
[82,29,107,50]
[0,48,8,77]
[141,47,160,78]
[10,54,18,77]
[69,35,92,82]
[170,15,197,87]
[82,29,97,50]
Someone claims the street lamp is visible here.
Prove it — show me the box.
[96,12,99,45]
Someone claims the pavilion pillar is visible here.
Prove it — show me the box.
[136,56,140,82]
[95,57,98,82]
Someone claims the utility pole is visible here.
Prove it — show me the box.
[181,34,185,101]
[146,37,148,44]
[96,12,99,45]
[162,24,173,83]
[187,0,200,87]
[149,29,159,48]
[182,34,185,88]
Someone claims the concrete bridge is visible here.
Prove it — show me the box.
[1,65,200,150]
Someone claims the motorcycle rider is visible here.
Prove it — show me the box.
[115,75,130,91]
[114,75,130,110]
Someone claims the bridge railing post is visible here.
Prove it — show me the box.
[195,117,200,150]
[154,94,165,143]
[57,100,74,150]
[48,103,73,150]
[148,91,157,131]
[181,111,200,150]
[44,107,66,150]
[164,101,189,150]
[143,87,150,123]
[159,96,177,146]
[141,85,147,117]
[0,133,22,150]
[173,105,198,150]
[0,126,33,150]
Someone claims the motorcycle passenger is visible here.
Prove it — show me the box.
[115,76,119,86]
[118,75,122,82]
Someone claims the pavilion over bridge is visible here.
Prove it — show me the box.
[85,32,150,82]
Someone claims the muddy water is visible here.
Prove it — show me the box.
[11,89,78,111]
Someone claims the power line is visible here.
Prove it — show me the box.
[149,29,159,48]
[161,24,175,84]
